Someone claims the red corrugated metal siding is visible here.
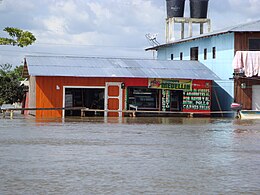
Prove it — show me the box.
[35,76,148,118]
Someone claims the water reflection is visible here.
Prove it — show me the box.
[0,116,259,194]
[64,116,214,125]
[233,119,260,134]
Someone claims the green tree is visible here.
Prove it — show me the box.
[0,27,36,47]
[0,64,25,105]
[0,27,36,105]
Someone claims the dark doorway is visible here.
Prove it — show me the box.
[170,90,183,111]
[65,88,104,116]
[190,47,199,61]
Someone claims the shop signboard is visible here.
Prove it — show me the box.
[183,80,211,112]
[148,79,192,91]
[183,88,211,111]
[162,89,171,111]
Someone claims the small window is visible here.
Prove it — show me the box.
[212,47,216,59]
[190,47,198,61]
[171,54,174,60]
[204,48,207,60]
[180,52,183,60]
[249,38,260,51]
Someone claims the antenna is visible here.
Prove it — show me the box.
[145,33,160,46]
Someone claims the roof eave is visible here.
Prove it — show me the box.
[145,32,232,51]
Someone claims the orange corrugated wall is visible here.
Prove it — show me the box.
[35,76,148,118]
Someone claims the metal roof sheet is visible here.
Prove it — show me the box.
[146,19,260,51]
[25,55,220,80]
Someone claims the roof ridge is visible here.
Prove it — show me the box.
[228,19,260,31]
[25,55,154,61]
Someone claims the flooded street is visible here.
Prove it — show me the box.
[0,116,260,194]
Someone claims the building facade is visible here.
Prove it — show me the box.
[146,20,260,112]
[23,56,219,118]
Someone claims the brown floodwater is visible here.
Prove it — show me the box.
[0,115,260,194]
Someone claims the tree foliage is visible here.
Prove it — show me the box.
[0,27,36,47]
[0,27,36,105]
[0,64,26,105]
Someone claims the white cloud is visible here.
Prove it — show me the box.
[42,16,68,35]
[49,1,90,23]
[0,0,259,65]
[88,2,112,21]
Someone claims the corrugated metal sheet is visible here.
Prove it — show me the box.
[146,19,260,51]
[26,55,220,80]
[230,20,260,32]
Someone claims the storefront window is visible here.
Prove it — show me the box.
[127,87,159,110]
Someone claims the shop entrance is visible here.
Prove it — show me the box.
[170,90,183,111]
[64,87,104,117]
[161,90,183,111]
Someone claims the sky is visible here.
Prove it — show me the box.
[0,0,259,66]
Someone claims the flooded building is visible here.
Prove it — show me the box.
[146,1,260,113]
[22,56,219,118]
[146,20,260,113]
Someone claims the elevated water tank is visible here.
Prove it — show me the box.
[166,0,186,18]
[190,0,209,18]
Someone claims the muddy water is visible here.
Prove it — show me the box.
[0,116,260,194]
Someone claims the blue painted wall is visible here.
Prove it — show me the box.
[157,33,235,113]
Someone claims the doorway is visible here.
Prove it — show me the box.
[105,82,123,117]
[64,87,105,117]
[170,90,183,111]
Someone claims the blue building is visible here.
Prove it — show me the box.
[146,20,260,114]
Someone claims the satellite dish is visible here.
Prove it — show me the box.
[145,33,160,46]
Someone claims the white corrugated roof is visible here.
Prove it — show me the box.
[25,55,220,80]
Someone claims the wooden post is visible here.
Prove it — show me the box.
[81,109,85,117]
[133,111,136,117]
[10,110,14,119]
